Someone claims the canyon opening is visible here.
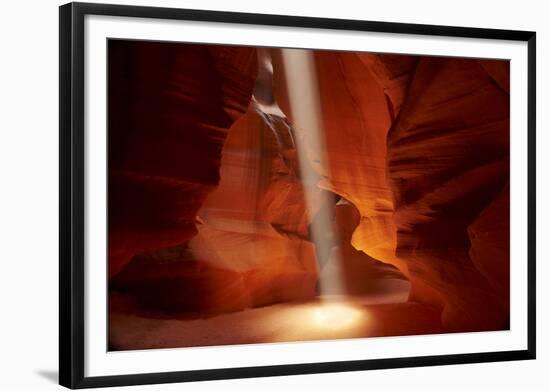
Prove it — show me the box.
[107,39,510,350]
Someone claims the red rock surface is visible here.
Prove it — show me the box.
[108,41,257,278]
[273,50,509,331]
[312,51,406,273]
[380,57,510,330]
[109,43,320,315]
[108,42,509,342]
[270,49,411,298]
[187,106,320,310]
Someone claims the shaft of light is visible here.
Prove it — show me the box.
[280,49,345,298]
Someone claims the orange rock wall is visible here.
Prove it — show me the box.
[380,56,510,330]
[108,41,257,278]
[109,42,509,332]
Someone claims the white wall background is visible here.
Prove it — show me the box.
[0,0,547,389]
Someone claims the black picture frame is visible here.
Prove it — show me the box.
[59,2,536,389]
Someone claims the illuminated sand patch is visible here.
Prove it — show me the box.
[311,302,365,330]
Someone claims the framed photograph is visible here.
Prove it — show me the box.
[59,2,536,388]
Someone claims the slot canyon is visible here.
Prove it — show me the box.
[107,40,510,350]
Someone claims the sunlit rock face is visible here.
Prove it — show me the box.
[269,50,411,296]
[321,200,411,302]
[189,106,320,309]
[271,50,509,330]
[312,51,405,273]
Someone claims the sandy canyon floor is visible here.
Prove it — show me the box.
[109,295,444,351]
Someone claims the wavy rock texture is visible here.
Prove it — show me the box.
[378,56,510,330]
[111,105,321,314]
[109,43,322,315]
[189,106,320,309]
[108,41,257,297]
[272,50,509,330]
[109,42,509,338]
[270,49,411,291]
[313,51,404,272]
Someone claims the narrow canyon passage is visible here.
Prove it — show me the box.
[108,41,510,350]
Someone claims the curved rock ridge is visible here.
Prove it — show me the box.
[381,56,510,330]
[108,41,257,278]
[271,50,510,330]
[109,42,509,334]
[311,51,404,273]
